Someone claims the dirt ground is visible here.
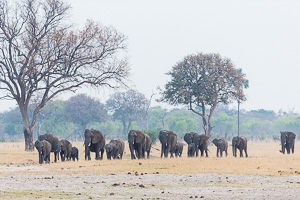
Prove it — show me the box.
[0,141,300,199]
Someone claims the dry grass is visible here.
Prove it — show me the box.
[0,140,300,176]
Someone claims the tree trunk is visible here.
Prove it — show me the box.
[19,104,34,151]
[122,120,126,135]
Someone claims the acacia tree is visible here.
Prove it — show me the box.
[0,0,129,150]
[106,89,149,135]
[160,53,247,138]
[64,94,107,138]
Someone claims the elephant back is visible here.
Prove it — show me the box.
[38,133,59,152]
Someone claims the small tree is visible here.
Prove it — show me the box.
[0,0,129,150]
[160,53,247,138]
[106,89,149,135]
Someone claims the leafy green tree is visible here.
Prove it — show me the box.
[160,53,247,138]
[106,89,149,135]
[64,94,107,137]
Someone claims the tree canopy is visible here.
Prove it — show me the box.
[0,0,129,150]
[160,53,247,137]
[106,89,149,135]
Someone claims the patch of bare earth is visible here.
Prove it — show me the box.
[0,141,299,199]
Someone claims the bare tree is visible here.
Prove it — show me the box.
[0,0,130,150]
[160,53,247,138]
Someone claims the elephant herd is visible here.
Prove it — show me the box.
[35,129,296,164]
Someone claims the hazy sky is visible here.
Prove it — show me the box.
[1,0,300,113]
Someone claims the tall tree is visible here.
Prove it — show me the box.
[160,53,247,138]
[106,89,149,135]
[64,94,107,138]
[0,0,129,150]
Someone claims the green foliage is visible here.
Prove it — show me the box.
[143,129,158,144]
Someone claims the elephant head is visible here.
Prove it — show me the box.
[212,138,219,146]
[128,130,146,159]
[184,132,198,144]
[105,143,117,160]
[84,129,103,146]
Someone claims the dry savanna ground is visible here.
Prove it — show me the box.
[0,140,300,199]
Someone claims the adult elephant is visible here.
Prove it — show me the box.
[106,139,125,159]
[194,134,209,157]
[38,133,59,162]
[35,140,51,164]
[232,136,248,157]
[184,132,199,156]
[174,141,183,157]
[128,130,147,159]
[57,139,72,161]
[212,138,228,157]
[280,131,296,154]
[84,129,105,160]
[159,130,177,158]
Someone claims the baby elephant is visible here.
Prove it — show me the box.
[212,138,228,157]
[70,147,79,161]
[57,139,72,161]
[188,143,196,157]
[105,139,125,160]
[35,140,52,164]
[174,141,183,157]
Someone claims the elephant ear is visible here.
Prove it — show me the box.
[135,131,146,144]
[91,129,103,144]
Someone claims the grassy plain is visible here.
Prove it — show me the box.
[0,140,299,176]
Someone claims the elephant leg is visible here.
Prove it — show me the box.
[147,150,150,159]
[196,148,199,157]
[240,149,243,157]
[200,150,204,157]
[205,149,208,157]
[220,149,223,157]
[292,145,295,154]
[234,148,237,157]
[245,148,248,158]
[54,152,57,162]
[225,150,228,157]
[137,144,142,159]
[100,149,104,160]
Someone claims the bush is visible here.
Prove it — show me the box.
[143,129,158,144]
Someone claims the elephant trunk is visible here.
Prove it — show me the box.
[129,142,136,159]
[38,150,43,164]
[281,142,285,154]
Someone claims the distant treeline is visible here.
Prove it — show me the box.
[0,96,299,142]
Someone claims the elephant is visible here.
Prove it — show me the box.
[232,136,248,157]
[57,139,72,161]
[280,131,296,154]
[70,147,79,161]
[105,139,125,160]
[212,138,228,157]
[174,141,183,157]
[128,130,151,159]
[84,129,106,160]
[194,134,209,157]
[35,140,51,164]
[158,130,177,158]
[188,143,196,157]
[184,132,199,156]
[38,133,59,162]
[142,134,152,159]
